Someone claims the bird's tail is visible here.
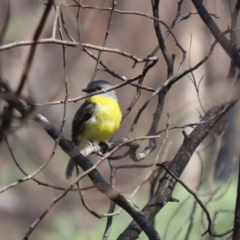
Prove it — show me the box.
[65,158,75,179]
[65,139,88,179]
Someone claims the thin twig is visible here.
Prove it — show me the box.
[91,0,116,81]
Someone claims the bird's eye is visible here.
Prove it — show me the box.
[97,86,102,90]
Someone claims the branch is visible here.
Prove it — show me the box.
[118,101,236,239]
[0,38,157,64]
[6,98,161,240]
[151,0,173,74]
[228,0,240,78]
[159,164,233,238]
[0,0,52,142]
[91,0,116,81]
[192,0,240,68]
[232,152,240,240]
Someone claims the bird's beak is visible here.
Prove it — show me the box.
[81,88,91,93]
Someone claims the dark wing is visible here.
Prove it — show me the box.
[66,101,95,179]
[71,101,95,145]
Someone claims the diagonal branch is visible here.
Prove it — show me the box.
[117,101,237,240]
[5,96,161,240]
[192,0,240,68]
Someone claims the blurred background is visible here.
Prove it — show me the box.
[0,0,239,239]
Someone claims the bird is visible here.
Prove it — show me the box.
[65,80,122,179]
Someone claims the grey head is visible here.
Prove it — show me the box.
[82,80,117,100]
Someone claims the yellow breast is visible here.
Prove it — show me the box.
[83,95,122,142]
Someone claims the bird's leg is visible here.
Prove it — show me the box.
[88,140,100,149]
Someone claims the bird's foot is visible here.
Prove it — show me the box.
[98,142,109,154]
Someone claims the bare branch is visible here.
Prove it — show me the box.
[192,0,240,68]
[118,101,236,239]
[5,97,161,240]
